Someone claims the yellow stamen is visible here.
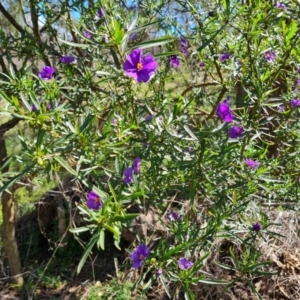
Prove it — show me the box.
[137,62,143,71]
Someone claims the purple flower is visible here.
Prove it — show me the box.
[180,38,188,56]
[97,8,103,18]
[220,53,231,62]
[277,105,285,112]
[245,159,260,169]
[166,212,179,222]
[253,223,261,232]
[123,167,133,184]
[170,55,180,68]
[39,66,55,80]
[31,104,37,112]
[84,30,93,39]
[178,258,193,270]
[296,78,300,86]
[87,191,102,210]
[133,158,141,175]
[264,50,276,63]
[290,99,300,107]
[130,244,149,268]
[123,48,158,83]
[199,62,205,67]
[47,102,52,110]
[129,33,139,42]
[59,56,76,64]
[298,69,300,74]
[144,114,153,121]
[157,268,163,275]
[217,97,234,122]
[228,126,244,138]
[276,2,286,9]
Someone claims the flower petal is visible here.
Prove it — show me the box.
[125,49,142,69]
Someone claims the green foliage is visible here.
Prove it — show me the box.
[1,0,300,298]
[86,279,146,300]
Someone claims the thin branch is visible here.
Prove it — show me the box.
[181,82,219,97]
[29,0,39,38]
[0,3,25,35]
[17,0,31,28]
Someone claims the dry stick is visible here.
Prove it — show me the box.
[18,0,31,28]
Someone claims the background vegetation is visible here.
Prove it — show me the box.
[1,0,300,299]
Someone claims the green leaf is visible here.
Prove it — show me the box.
[0,165,35,193]
[197,26,227,52]
[130,37,174,51]
[286,20,298,44]
[197,278,231,284]
[97,229,105,250]
[153,51,181,59]
[69,227,90,234]
[183,125,198,140]
[110,213,139,222]
[53,156,78,176]
[58,38,91,49]
[77,234,98,274]
[161,244,184,260]
[159,275,171,298]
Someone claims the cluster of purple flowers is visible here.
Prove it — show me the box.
[86,191,102,210]
[216,97,244,138]
[130,244,194,270]
[39,55,75,81]
[123,158,141,184]
[123,48,157,83]
[217,96,234,122]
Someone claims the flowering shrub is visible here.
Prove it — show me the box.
[0,0,300,298]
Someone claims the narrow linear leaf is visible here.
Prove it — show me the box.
[77,234,98,274]
[54,156,78,176]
